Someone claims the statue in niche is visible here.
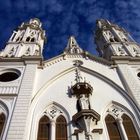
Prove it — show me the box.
[78,94,90,111]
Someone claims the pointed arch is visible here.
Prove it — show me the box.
[26,37,30,42]
[32,65,140,122]
[104,102,140,140]
[122,114,139,140]
[31,37,35,42]
[37,115,50,140]
[46,101,70,122]
[105,115,122,140]
[56,115,67,140]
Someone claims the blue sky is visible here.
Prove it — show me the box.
[0,0,140,59]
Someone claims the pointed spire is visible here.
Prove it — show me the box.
[64,36,83,54]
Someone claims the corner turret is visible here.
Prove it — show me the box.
[0,18,46,58]
[95,19,140,60]
[64,36,83,54]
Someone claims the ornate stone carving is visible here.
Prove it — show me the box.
[117,46,127,56]
[107,104,124,118]
[7,47,17,57]
[45,105,62,119]
[132,46,140,56]
[64,36,83,54]
[24,48,30,56]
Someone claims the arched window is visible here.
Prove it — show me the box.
[56,115,67,140]
[122,114,139,140]
[0,113,6,137]
[110,38,114,42]
[26,37,30,42]
[31,38,35,42]
[105,115,122,140]
[114,37,119,42]
[37,116,50,140]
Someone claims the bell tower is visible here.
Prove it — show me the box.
[0,18,46,58]
[95,19,140,60]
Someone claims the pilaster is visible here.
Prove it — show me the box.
[117,63,140,107]
[6,63,37,140]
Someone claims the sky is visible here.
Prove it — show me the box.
[0,0,140,59]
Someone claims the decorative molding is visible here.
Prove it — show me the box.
[106,104,124,118]
[92,129,103,134]
[0,106,5,114]
[73,129,83,135]
[44,105,63,120]
[0,86,18,95]
[64,36,83,54]
[72,109,100,123]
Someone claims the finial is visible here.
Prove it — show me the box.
[29,18,42,27]
[64,36,83,54]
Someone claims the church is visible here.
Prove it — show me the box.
[0,18,139,140]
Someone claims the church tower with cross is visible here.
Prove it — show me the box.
[0,18,139,140]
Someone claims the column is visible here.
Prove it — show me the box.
[116,118,128,140]
[50,121,56,140]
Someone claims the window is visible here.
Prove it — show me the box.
[0,69,21,82]
[56,115,67,140]
[122,114,139,140]
[26,37,30,42]
[110,38,114,42]
[105,115,122,140]
[37,105,68,140]
[114,37,119,42]
[0,113,6,137]
[105,104,140,140]
[137,72,140,78]
[26,37,35,42]
[31,38,35,42]
[37,116,50,140]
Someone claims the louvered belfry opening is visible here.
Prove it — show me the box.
[0,113,5,137]
[105,115,122,140]
[56,115,67,140]
[122,114,139,140]
[37,116,50,140]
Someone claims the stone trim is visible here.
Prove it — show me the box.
[72,109,100,123]
[92,129,103,134]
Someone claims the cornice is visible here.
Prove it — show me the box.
[111,56,140,65]
[0,56,43,66]
[43,52,112,68]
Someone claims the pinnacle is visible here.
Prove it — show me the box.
[64,36,83,54]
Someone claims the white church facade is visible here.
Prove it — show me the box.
[0,18,140,140]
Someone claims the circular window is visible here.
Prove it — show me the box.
[137,72,140,78]
[0,69,21,82]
